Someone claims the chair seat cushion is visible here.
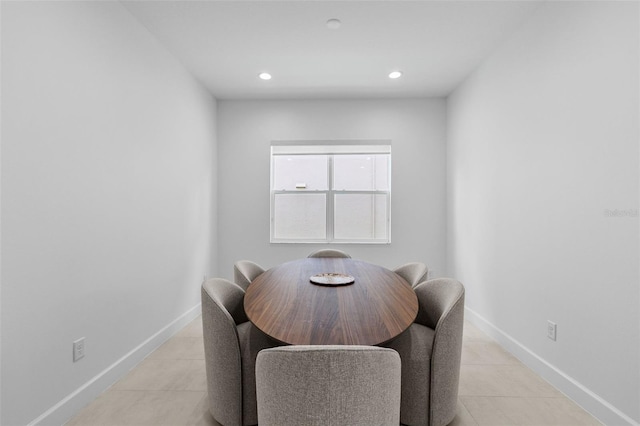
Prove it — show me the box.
[237,321,281,426]
[385,323,436,426]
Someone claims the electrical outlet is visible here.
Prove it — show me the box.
[73,337,85,362]
[547,321,557,341]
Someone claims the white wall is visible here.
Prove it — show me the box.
[217,99,446,278]
[447,2,639,424]
[0,2,217,425]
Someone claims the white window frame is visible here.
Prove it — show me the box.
[270,140,391,244]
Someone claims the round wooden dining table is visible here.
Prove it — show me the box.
[244,257,418,346]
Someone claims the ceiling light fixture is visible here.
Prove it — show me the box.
[326,18,341,30]
[389,71,403,79]
[259,72,272,80]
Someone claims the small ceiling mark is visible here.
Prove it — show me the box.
[326,18,341,30]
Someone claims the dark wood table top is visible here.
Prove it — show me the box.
[244,258,418,346]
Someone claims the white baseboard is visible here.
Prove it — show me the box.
[28,304,202,426]
[464,307,638,426]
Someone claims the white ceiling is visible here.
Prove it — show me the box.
[121,1,543,100]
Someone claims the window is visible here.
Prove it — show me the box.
[270,141,391,243]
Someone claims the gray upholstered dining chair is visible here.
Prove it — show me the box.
[307,248,352,258]
[233,260,265,291]
[255,345,401,426]
[385,278,465,426]
[393,262,429,288]
[201,278,279,426]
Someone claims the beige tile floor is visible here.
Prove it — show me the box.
[67,317,602,426]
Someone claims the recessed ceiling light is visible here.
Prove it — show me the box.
[389,71,403,79]
[259,72,272,80]
[326,18,341,30]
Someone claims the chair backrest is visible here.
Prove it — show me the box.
[414,278,465,426]
[201,278,248,426]
[256,345,401,426]
[307,249,352,258]
[233,260,265,291]
[393,262,429,288]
